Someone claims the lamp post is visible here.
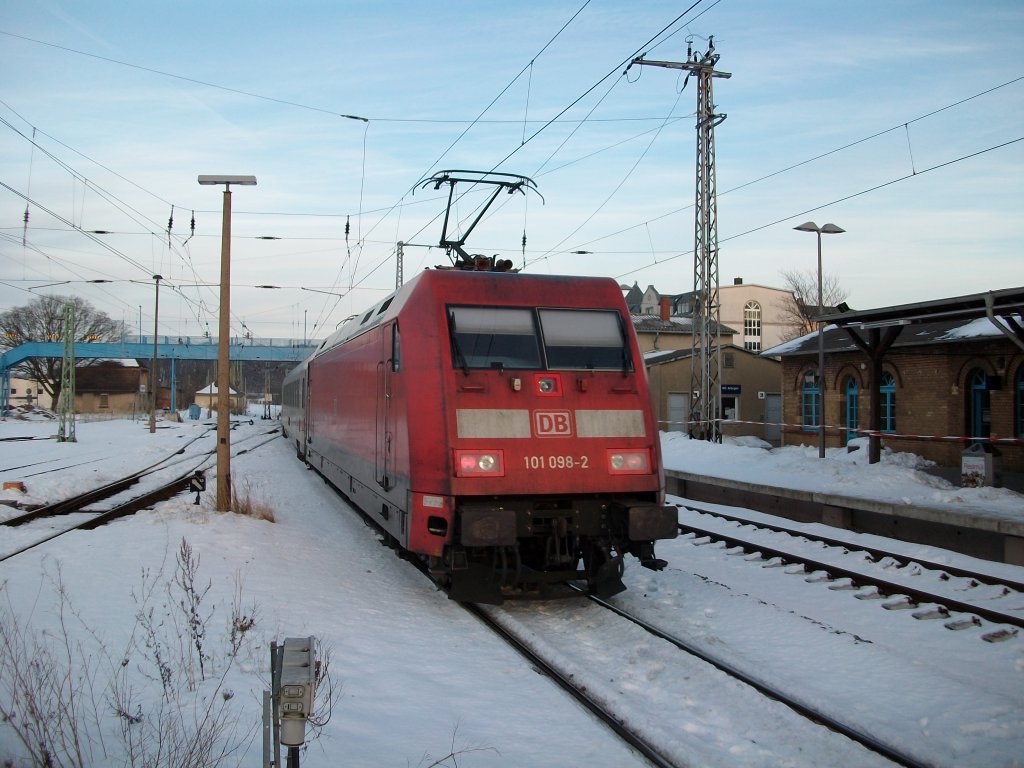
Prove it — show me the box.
[149,274,162,434]
[198,175,257,511]
[794,221,845,458]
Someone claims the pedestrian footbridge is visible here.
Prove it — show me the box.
[0,338,316,411]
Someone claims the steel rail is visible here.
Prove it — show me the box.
[677,520,1024,631]
[0,424,279,527]
[582,590,931,768]
[678,501,1024,593]
[461,601,679,768]
[0,429,282,563]
[0,473,197,562]
[2,473,144,525]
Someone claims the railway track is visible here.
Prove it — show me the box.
[584,590,929,768]
[0,473,203,562]
[468,593,923,768]
[462,601,678,768]
[0,426,281,562]
[673,501,1023,639]
[456,502,1023,766]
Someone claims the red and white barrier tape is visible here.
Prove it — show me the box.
[658,418,1024,447]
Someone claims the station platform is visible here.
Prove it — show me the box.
[665,469,1024,567]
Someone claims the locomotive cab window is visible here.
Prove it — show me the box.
[538,309,630,371]
[448,307,541,369]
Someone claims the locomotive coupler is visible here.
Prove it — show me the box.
[630,541,668,571]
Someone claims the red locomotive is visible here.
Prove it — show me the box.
[282,171,676,603]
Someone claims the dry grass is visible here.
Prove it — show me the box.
[228,482,276,522]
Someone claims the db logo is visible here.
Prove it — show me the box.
[533,410,572,437]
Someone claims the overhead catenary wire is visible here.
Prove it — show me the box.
[613,134,1024,281]
[3,72,1018,284]
[555,75,1024,259]
[421,0,718,265]
[530,82,689,265]
[364,0,715,291]
[0,110,244,337]
[343,0,599,272]
[1,17,1020,338]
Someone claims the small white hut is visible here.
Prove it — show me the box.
[194,383,245,414]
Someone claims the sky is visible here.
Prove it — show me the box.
[1,412,1022,766]
[1,0,1022,343]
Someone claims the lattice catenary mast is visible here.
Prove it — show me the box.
[632,38,730,441]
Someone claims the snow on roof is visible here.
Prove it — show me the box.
[760,330,817,357]
[761,315,1020,358]
[196,383,238,395]
[938,315,1016,340]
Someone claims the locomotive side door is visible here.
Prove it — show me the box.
[374,322,397,490]
[305,365,314,447]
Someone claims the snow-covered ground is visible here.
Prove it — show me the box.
[661,431,1024,522]
[0,412,1022,767]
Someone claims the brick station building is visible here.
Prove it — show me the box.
[763,286,1024,474]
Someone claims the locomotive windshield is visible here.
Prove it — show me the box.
[448,306,631,371]
[448,307,542,369]
[538,309,629,370]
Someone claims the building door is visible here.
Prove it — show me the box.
[967,368,991,442]
[667,392,689,433]
[844,376,859,444]
[375,323,397,490]
[763,393,781,445]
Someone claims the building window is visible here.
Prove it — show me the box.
[99,393,109,409]
[721,396,738,422]
[1016,365,1024,438]
[880,371,896,433]
[802,371,820,431]
[844,376,859,443]
[743,301,762,352]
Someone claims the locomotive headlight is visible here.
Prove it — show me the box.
[607,449,651,475]
[454,450,505,477]
[534,373,562,396]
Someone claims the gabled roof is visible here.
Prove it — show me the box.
[621,282,644,313]
[644,343,780,367]
[763,318,1019,357]
[631,315,738,336]
[643,348,694,365]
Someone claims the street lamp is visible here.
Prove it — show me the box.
[794,221,845,459]
[149,274,162,434]
[198,174,257,511]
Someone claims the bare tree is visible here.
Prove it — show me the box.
[777,269,849,341]
[0,294,120,408]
